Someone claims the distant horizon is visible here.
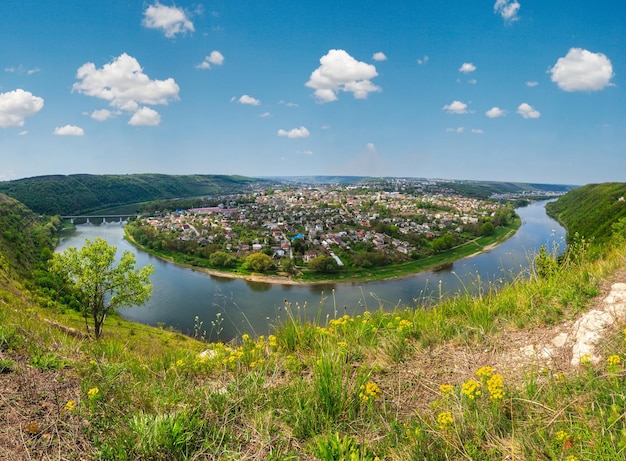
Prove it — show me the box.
[1,1,623,185]
[0,171,582,188]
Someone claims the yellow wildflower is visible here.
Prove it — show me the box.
[175,359,185,367]
[486,373,505,400]
[87,387,99,399]
[564,456,578,461]
[607,354,621,367]
[437,411,454,430]
[555,430,570,442]
[242,333,250,342]
[337,341,348,348]
[461,379,481,400]
[359,381,382,403]
[579,354,592,365]
[439,384,454,399]
[476,366,494,379]
[64,400,77,413]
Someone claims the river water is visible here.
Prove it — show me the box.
[55,200,564,341]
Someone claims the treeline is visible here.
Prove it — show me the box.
[546,182,626,244]
[445,180,575,200]
[0,174,266,215]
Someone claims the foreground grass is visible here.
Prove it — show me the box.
[2,237,626,459]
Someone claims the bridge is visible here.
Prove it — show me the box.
[61,214,139,224]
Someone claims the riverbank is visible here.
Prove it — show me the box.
[123,215,521,286]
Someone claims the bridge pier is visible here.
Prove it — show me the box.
[86,218,90,224]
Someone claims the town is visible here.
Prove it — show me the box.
[126,179,521,278]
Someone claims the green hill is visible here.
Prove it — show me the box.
[546,182,626,243]
[0,173,266,215]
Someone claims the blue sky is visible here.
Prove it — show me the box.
[1,0,624,185]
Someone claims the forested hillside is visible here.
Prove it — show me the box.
[546,182,626,243]
[0,193,59,278]
[0,174,265,215]
[445,180,576,200]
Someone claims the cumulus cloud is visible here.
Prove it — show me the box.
[238,95,260,106]
[90,109,116,121]
[54,125,84,136]
[517,103,540,119]
[0,89,44,127]
[277,126,310,138]
[196,50,224,69]
[417,55,429,65]
[142,2,194,38]
[459,62,476,73]
[306,49,381,102]
[442,100,469,114]
[372,52,387,61]
[485,106,506,118]
[526,81,539,87]
[128,107,161,126]
[494,0,520,22]
[549,48,614,92]
[73,53,179,115]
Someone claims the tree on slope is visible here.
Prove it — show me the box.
[51,238,155,339]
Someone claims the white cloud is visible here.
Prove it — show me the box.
[73,53,179,115]
[517,103,540,119]
[417,55,429,65]
[549,48,614,92]
[468,79,477,85]
[91,109,115,121]
[277,126,310,139]
[18,130,28,136]
[459,62,476,73]
[54,125,84,136]
[494,0,520,22]
[485,106,506,118]
[442,100,469,114]
[372,52,387,62]
[0,89,44,127]
[5,65,40,75]
[306,49,381,102]
[128,107,161,126]
[259,112,271,118]
[196,50,224,69]
[526,81,539,87]
[238,95,260,106]
[142,2,194,38]
[298,150,313,155]
[446,127,464,133]
[471,128,484,134]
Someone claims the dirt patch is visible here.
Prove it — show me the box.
[0,356,90,460]
[387,268,626,416]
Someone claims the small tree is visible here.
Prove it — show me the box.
[50,238,154,339]
[244,252,273,272]
[309,255,340,274]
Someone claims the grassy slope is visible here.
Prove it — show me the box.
[2,188,626,459]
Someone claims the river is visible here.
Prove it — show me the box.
[55,200,565,341]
